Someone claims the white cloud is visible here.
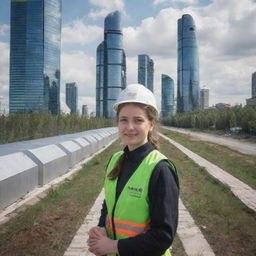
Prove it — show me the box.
[0,24,9,35]
[123,8,181,57]
[88,0,126,19]
[62,20,102,45]
[153,0,198,6]
[61,51,96,113]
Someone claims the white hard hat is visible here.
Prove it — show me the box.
[113,83,158,114]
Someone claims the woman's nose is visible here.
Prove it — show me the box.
[127,121,134,129]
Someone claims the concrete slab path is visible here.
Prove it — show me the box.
[160,133,256,212]
[162,126,256,156]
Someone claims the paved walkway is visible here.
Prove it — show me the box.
[64,191,215,256]
[162,126,256,156]
[160,133,256,212]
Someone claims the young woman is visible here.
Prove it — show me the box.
[88,84,179,256]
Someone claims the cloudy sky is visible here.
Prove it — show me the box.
[0,0,255,113]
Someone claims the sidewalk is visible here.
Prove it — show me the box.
[162,126,256,156]
[160,133,256,212]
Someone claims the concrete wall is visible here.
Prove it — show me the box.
[0,127,118,209]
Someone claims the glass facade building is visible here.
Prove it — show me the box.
[138,54,154,92]
[9,0,61,114]
[200,88,209,110]
[177,14,199,113]
[161,74,175,117]
[252,72,256,98]
[96,11,126,118]
[66,83,78,114]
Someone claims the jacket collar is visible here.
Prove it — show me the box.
[123,142,154,163]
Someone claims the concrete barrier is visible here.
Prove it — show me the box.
[25,145,69,185]
[91,133,104,149]
[58,141,83,168]
[73,137,91,159]
[83,134,98,152]
[0,127,118,210]
[0,152,38,208]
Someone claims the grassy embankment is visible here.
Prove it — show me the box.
[160,127,256,190]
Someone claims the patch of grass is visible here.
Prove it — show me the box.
[160,137,256,256]
[161,128,256,189]
[171,235,187,256]
[0,140,123,256]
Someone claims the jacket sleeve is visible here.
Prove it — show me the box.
[117,160,179,256]
[98,200,107,227]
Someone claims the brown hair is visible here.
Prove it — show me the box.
[108,103,159,180]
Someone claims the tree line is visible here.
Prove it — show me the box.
[161,105,256,135]
[0,113,114,144]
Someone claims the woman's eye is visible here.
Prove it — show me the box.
[135,119,143,123]
[119,119,127,122]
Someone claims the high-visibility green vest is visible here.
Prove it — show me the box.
[104,149,177,256]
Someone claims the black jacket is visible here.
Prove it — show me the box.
[98,142,179,256]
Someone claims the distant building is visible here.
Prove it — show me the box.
[246,72,256,106]
[138,54,154,92]
[0,97,8,115]
[252,72,256,98]
[161,74,175,117]
[215,103,231,109]
[200,88,209,110]
[82,104,89,118]
[246,97,256,106]
[66,83,78,114]
[9,0,61,114]
[177,14,200,113]
[96,11,126,118]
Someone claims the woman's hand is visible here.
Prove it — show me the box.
[87,226,118,255]
[88,226,107,239]
[88,236,118,255]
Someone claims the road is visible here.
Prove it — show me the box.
[162,126,256,156]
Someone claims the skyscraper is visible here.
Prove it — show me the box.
[161,74,175,117]
[138,54,154,92]
[9,0,61,114]
[252,72,256,98]
[177,14,199,113]
[96,11,126,118]
[246,72,256,106]
[66,83,78,114]
[200,88,209,110]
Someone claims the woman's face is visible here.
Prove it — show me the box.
[117,104,154,151]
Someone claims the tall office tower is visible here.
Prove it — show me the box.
[252,72,256,98]
[96,42,104,117]
[9,0,61,114]
[200,88,209,110]
[82,104,89,118]
[66,83,78,114]
[177,14,199,113]
[138,54,154,92]
[96,11,126,118]
[161,74,175,117]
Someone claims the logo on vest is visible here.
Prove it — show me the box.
[127,186,143,198]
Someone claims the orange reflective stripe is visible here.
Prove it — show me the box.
[115,227,141,237]
[114,218,150,228]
